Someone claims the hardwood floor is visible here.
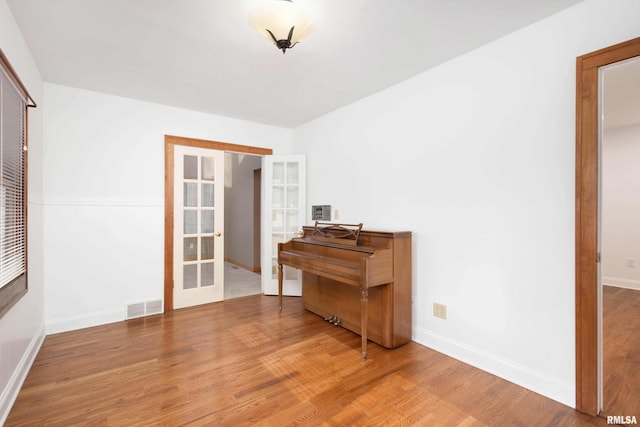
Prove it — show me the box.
[8,295,607,426]
[603,285,640,419]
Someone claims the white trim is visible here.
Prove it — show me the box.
[0,325,45,426]
[43,199,163,208]
[602,276,640,291]
[45,309,124,335]
[412,326,575,408]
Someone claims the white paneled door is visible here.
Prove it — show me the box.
[173,145,225,309]
[262,155,306,296]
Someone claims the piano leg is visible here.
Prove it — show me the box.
[360,286,368,360]
[278,263,283,312]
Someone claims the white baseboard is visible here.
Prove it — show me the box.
[0,325,46,425]
[46,309,124,335]
[602,276,640,291]
[412,326,575,408]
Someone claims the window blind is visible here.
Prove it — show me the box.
[0,71,26,290]
[0,47,32,319]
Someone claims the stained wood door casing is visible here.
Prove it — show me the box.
[164,135,272,312]
[575,36,640,416]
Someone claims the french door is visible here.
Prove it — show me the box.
[262,155,306,296]
[173,145,225,309]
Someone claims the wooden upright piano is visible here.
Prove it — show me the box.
[277,222,412,360]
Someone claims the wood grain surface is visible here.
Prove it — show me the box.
[7,295,608,426]
[603,286,640,419]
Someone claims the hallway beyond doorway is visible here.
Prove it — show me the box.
[224,262,261,299]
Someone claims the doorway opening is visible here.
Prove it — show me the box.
[223,152,263,300]
[600,56,640,418]
[164,135,272,312]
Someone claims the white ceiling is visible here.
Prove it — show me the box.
[7,0,591,128]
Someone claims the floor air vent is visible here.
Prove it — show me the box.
[126,299,163,320]
[145,299,163,316]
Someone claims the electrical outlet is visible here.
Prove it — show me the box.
[626,258,636,268]
[433,303,447,319]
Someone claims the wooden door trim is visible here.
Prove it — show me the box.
[164,135,272,312]
[575,36,640,415]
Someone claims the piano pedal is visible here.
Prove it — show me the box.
[324,314,342,326]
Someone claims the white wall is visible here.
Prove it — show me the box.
[43,83,293,333]
[294,0,640,407]
[602,124,640,290]
[225,153,262,269]
[0,0,45,423]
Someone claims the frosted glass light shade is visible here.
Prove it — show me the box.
[248,0,314,52]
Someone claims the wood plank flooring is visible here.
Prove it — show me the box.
[603,285,640,419]
[7,295,607,426]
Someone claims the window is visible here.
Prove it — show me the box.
[0,49,35,319]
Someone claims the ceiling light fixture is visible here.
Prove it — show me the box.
[247,0,314,54]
